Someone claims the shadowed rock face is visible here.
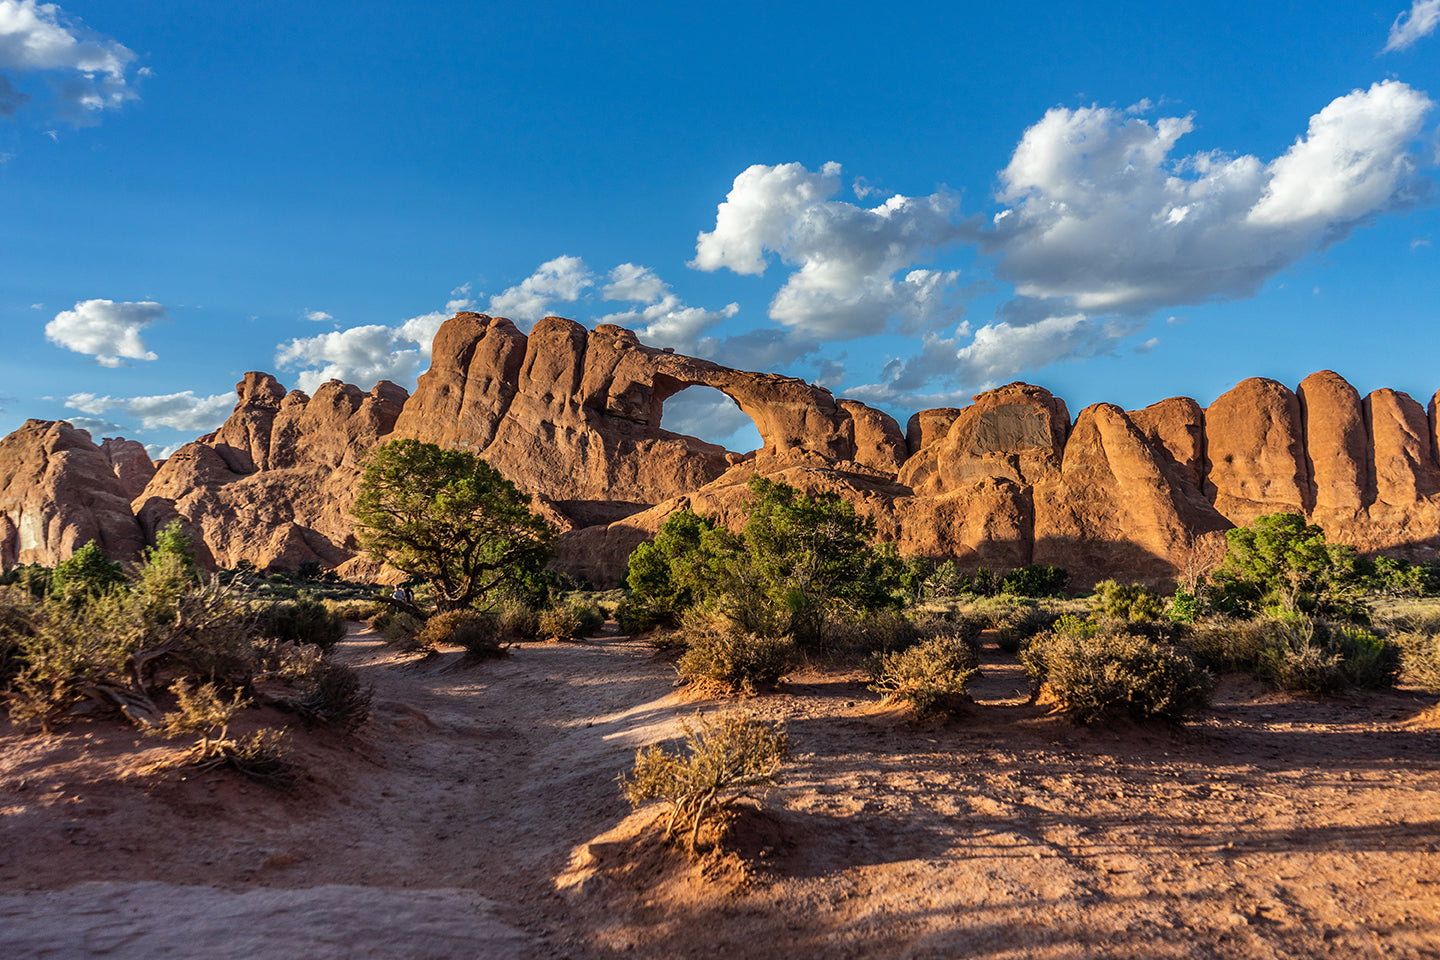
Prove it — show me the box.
[4,313,1439,588]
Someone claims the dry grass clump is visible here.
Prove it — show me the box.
[368,607,425,644]
[538,599,604,641]
[676,609,797,695]
[1022,626,1215,724]
[154,679,296,788]
[868,634,980,718]
[415,609,507,659]
[1395,630,1440,693]
[1255,619,1399,695]
[622,711,789,856]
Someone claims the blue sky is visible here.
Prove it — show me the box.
[2,0,1439,457]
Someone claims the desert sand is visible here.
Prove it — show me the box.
[2,622,1438,959]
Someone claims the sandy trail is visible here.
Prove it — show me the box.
[2,624,1439,959]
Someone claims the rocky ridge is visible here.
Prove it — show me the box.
[3,311,1439,587]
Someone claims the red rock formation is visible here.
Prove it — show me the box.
[904,408,963,456]
[897,383,1069,496]
[1204,378,1310,523]
[0,420,146,567]
[1366,388,1440,508]
[99,437,156,501]
[1297,371,1369,520]
[130,379,407,571]
[7,310,1440,588]
[393,314,904,514]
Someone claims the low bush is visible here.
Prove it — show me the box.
[288,658,373,731]
[1255,619,1400,695]
[496,603,540,640]
[622,710,789,856]
[868,634,980,718]
[1000,564,1069,598]
[1167,589,1202,624]
[416,609,506,660]
[255,596,346,651]
[1187,618,1274,674]
[1090,580,1166,622]
[153,679,296,788]
[1022,628,1215,724]
[368,607,425,644]
[996,604,1063,654]
[329,598,383,622]
[1395,630,1440,693]
[676,609,797,695]
[826,609,920,658]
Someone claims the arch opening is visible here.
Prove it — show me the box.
[659,384,764,454]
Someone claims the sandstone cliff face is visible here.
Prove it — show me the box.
[392,314,905,519]
[5,311,1440,590]
[0,420,146,568]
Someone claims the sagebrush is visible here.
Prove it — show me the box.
[622,711,789,856]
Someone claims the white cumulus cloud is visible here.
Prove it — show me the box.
[45,299,165,366]
[487,255,594,323]
[690,162,972,339]
[0,0,139,122]
[594,263,739,353]
[1384,0,1440,51]
[64,390,233,433]
[274,293,473,393]
[988,81,1435,315]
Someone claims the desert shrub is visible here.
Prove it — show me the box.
[1091,580,1166,622]
[369,607,425,644]
[537,599,604,641]
[1000,564,1069,598]
[1187,618,1274,673]
[155,680,295,786]
[676,609,797,695]
[49,541,126,601]
[538,604,582,641]
[328,598,383,622]
[497,602,541,640]
[1210,513,1371,620]
[868,634,980,718]
[564,598,605,637]
[0,585,40,686]
[826,609,921,658]
[1255,619,1400,695]
[5,599,134,731]
[910,610,984,649]
[254,596,346,651]
[646,629,688,652]
[996,604,1063,654]
[1022,628,1215,723]
[623,478,903,649]
[1167,588,1202,624]
[1394,630,1440,693]
[622,711,789,856]
[924,559,967,599]
[287,658,373,731]
[416,609,506,660]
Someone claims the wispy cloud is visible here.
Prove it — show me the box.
[1383,0,1440,52]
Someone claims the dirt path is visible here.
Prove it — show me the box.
[3,625,1440,959]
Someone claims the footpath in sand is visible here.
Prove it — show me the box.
[2,622,1439,959]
